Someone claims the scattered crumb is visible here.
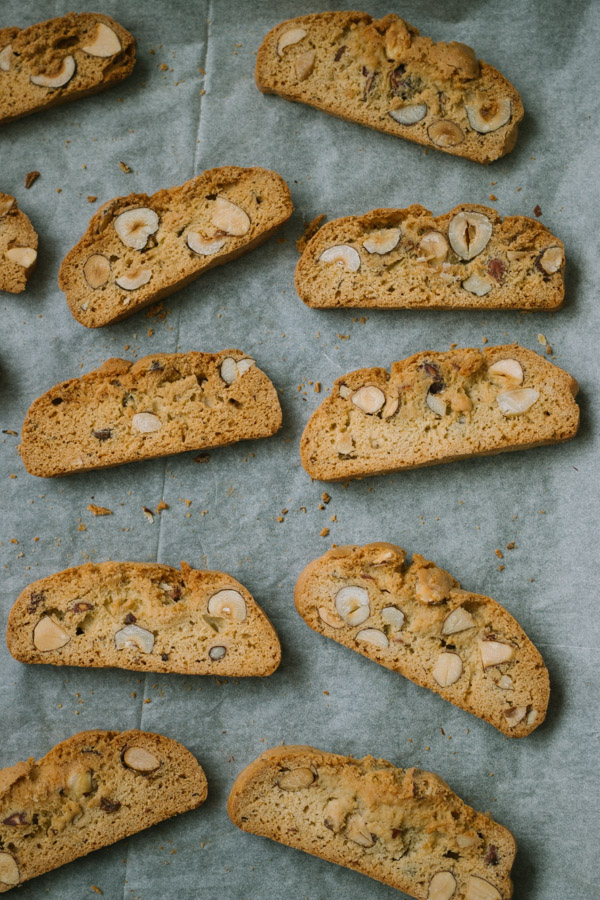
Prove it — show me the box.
[296,214,326,253]
[155,500,169,514]
[87,504,112,516]
[506,542,516,550]
[78,523,86,532]
[87,195,97,203]
[146,302,165,318]
[482,336,488,344]
[498,564,504,572]
[160,63,169,71]
[193,454,210,464]
[91,886,103,895]
[142,507,154,523]
[322,493,331,504]
[495,549,503,559]
[320,527,330,537]
[25,170,40,189]
[119,161,132,173]
[533,204,542,217]
[314,382,321,393]
[489,193,497,201]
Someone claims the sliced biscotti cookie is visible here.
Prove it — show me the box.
[296,204,565,310]
[59,166,293,327]
[0,193,38,293]
[295,543,548,736]
[0,729,206,892]
[301,344,579,481]
[228,745,515,899]
[7,560,281,676]
[0,13,135,125]
[256,12,523,163]
[20,350,282,477]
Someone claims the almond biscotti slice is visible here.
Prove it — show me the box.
[0,729,206,892]
[20,350,282,477]
[0,193,38,293]
[59,166,293,327]
[296,204,564,310]
[0,13,135,125]
[228,745,515,899]
[7,560,281,676]
[301,344,579,481]
[295,543,548,736]
[256,12,523,163]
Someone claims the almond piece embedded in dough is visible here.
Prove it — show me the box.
[356,627,388,649]
[115,267,152,291]
[462,274,493,296]
[389,103,427,125]
[428,871,457,900]
[114,207,159,250]
[319,244,361,271]
[33,616,70,652]
[496,388,539,416]
[81,22,122,57]
[114,624,154,653]
[428,120,464,147]
[442,606,476,635]
[335,585,370,626]
[432,652,463,687]
[277,28,307,57]
[278,767,315,790]
[318,606,345,629]
[538,246,563,274]
[295,49,315,80]
[186,232,226,256]
[0,45,14,72]
[207,589,246,622]
[480,640,514,668]
[0,852,19,887]
[419,231,448,265]
[488,358,523,388]
[30,55,76,88]
[351,385,385,414]
[465,876,502,900]
[123,746,160,773]
[363,229,401,255]
[132,412,161,433]
[211,196,250,236]
[5,247,37,269]
[83,253,111,288]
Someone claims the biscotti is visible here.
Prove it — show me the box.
[255,12,523,163]
[228,745,515,899]
[301,344,579,481]
[20,350,282,477]
[8,561,281,676]
[0,729,206,892]
[295,543,548,736]
[0,194,38,293]
[295,204,565,310]
[59,166,293,326]
[0,14,135,125]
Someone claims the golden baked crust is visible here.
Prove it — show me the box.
[300,344,579,481]
[295,543,549,736]
[0,193,38,293]
[7,560,281,676]
[20,350,282,477]
[256,12,523,163]
[295,204,565,309]
[228,744,516,898]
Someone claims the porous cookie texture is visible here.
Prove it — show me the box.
[7,561,281,676]
[228,745,515,899]
[296,204,565,310]
[0,13,135,125]
[256,12,523,163]
[20,350,282,477]
[0,193,38,293]
[295,543,549,736]
[0,730,206,892]
[300,344,579,481]
[59,166,293,327]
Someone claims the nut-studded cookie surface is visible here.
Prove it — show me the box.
[0,193,38,293]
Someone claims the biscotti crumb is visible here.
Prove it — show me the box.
[495,549,504,559]
[489,193,497,201]
[87,195,97,203]
[320,527,330,537]
[322,493,331,504]
[87,504,112,516]
[506,542,517,550]
[314,382,321,393]
[25,171,40,189]
[142,507,154,523]
[119,161,132,173]
[91,886,103,895]
[534,205,542,217]
[155,500,169,514]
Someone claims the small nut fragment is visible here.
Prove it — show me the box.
[236,357,255,376]
[83,253,111,289]
[442,606,476,635]
[276,27,307,56]
[324,797,348,833]
[115,267,152,291]
[432,652,463,687]
[5,247,37,270]
[0,45,13,72]
[115,624,154,653]
[123,746,160,773]
[207,588,247,622]
[356,627,389,649]
[0,852,19,887]
[456,833,479,848]
[389,103,428,125]
[381,606,405,629]
[319,244,361,271]
[416,566,454,604]
[426,391,447,417]
[448,211,493,260]
[538,246,563,274]
[466,97,512,133]
[335,585,370,626]
[132,412,162,433]
[363,228,401,255]
[480,640,514,668]
[428,871,457,900]
[345,813,374,847]
[381,395,399,418]
[334,432,355,455]
[211,196,250,236]
[418,231,448,265]
[338,384,352,399]
[526,708,538,726]
[462,274,493,296]
[209,645,227,660]
[186,232,226,256]
[351,385,385,414]
[318,606,345,629]
[30,55,76,88]
[504,706,527,727]
[278,767,315,790]
[67,766,93,798]
[33,616,70,652]
[428,120,464,147]
[114,207,159,250]
[465,876,502,900]
[496,388,539,416]
[295,49,315,80]
[497,674,513,690]
[0,196,15,217]
[81,22,122,57]
[487,359,523,388]
[219,356,255,384]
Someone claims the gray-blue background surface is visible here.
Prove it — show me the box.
[0,1,598,898]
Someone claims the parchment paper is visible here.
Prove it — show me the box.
[1,1,598,898]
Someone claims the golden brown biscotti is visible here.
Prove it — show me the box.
[228,745,516,899]
[0,13,135,125]
[20,350,282,477]
[255,12,523,163]
[58,166,293,327]
[295,204,565,310]
[0,193,38,293]
[7,561,281,676]
[295,543,548,736]
[0,729,206,892]
[300,344,579,481]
